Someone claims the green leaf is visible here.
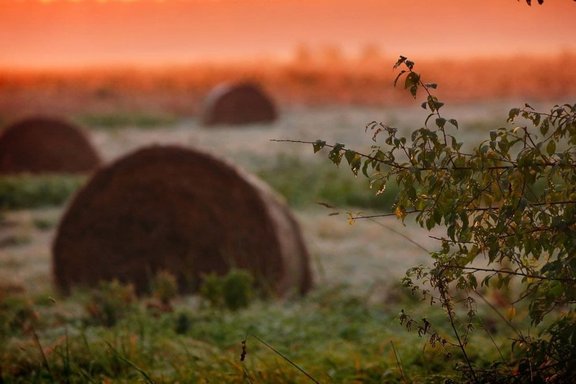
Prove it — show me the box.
[328,143,345,165]
[540,119,550,135]
[435,118,446,129]
[448,119,459,129]
[426,96,444,112]
[425,113,435,127]
[344,150,362,175]
[394,70,407,87]
[507,108,520,122]
[447,224,455,240]
[393,55,407,69]
[312,140,326,153]
[404,72,420,97]
[546,140,556,155]
[362,160,370,177]
[344,149,354,163]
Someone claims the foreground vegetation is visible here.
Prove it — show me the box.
[1,275,525,383]
[307,57,576,382]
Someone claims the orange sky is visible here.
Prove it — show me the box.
[0,0,575,68]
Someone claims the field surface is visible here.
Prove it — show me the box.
[4,99,556,291]
[1,86,574,381]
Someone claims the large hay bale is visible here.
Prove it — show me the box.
[201,82,278,126]
[53,145,311,296]
[0,116,100,175]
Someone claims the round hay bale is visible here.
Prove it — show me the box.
[53,145,311,296]
[0,116,101,175]
[201,82,278,126]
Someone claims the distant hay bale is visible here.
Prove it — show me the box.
[0,116,101,175]
[201,82,278,126]
[53,145,311,296]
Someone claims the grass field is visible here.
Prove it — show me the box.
[2,97,568,382]
[2,50,575,380]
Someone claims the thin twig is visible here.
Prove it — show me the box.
[390,340,409,384]
[365,217,430,253]
[480,323,506,363]
[31,327,55,383]
[473,290,524,340]
[249,334,320,384]
[242,366,254,384]
[64,326,71,384]
[106,342,155,384]
[270,139,576,171]
[444,265,576,283]
[437,282,479,384]
[270,138,408,170]
[319,202,430,254]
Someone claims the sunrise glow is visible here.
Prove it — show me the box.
[1,0,575,69]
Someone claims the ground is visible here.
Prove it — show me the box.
[0,101,558,296]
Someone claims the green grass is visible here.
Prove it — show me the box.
[257,155,398,212]
[77,113,178,130]
[0,282,516,383]
[0,174,85,210]
[0,157,395,212]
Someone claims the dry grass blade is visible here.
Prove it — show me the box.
[390,340,409,384]
[245,333,321,384]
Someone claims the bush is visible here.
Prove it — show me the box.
[84,280,137,327]
[309,56,576,382]
[199,269,255,311]
[0,174,85,210]
[151,270,178,306]
[0,294,38,338]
